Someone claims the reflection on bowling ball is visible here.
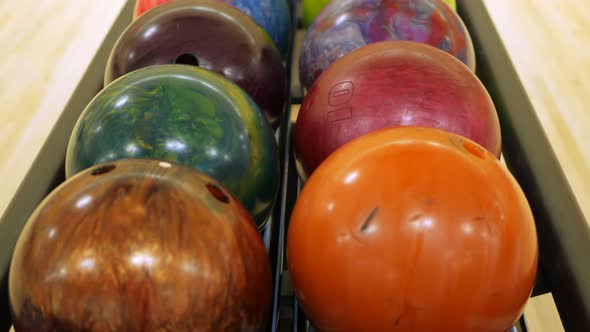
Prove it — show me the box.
[110,0,287,128]
[301,0,330,28]
[133,0,291,58]
[299,0,474,88]
[288,127,538,332]
[9,159,272,332]
[67,65,279,228]
[295,41,500,179]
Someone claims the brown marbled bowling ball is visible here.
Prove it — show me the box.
[9,159,271,332]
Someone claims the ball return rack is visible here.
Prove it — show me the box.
[0,1,588,331]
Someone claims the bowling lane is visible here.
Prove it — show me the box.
[0,0,128,220]
[480,1,590,330]
[481,0,590,223]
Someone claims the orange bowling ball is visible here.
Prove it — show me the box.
[287,127,538,332]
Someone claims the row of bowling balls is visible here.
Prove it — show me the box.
[287,1,538,331]
[293,0,495,181]
[82,0,292,227]
[8,1,292,331]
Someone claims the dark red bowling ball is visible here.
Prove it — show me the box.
[9,159,271,331]
[106,0,287,128]
[295,41,501,179]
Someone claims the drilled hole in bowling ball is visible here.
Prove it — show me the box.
[463,141,486,159]
[206,183,230,204]
[91,164,116,176]
[174,53,199,66]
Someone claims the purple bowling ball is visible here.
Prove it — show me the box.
[299,0,476,88]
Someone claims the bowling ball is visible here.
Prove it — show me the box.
[301,0,330,28]
[9,159,272,332]
[287,127,538,332]
[67,65,279,229]
[299,0,474,88]
[295,41,500,179]
[110,0,287,128]
[133,0,292,58]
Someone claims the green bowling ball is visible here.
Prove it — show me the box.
[301,0,330,28]
[66,65,280,229]
[444,0,456,11]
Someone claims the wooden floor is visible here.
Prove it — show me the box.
[483,0,590,224]
[1,0,588,331]
[482,1,589,330]
[0,0,128,215]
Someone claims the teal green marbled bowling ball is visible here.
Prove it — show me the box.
[66,65,280,229]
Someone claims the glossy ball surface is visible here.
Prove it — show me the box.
[68,65,279,228]
[10,159,272,332]
[110,0,287,128]
[288,127,538,332]
[295,41,500,178]
[299,0,474,88]
[133,0,291,58]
